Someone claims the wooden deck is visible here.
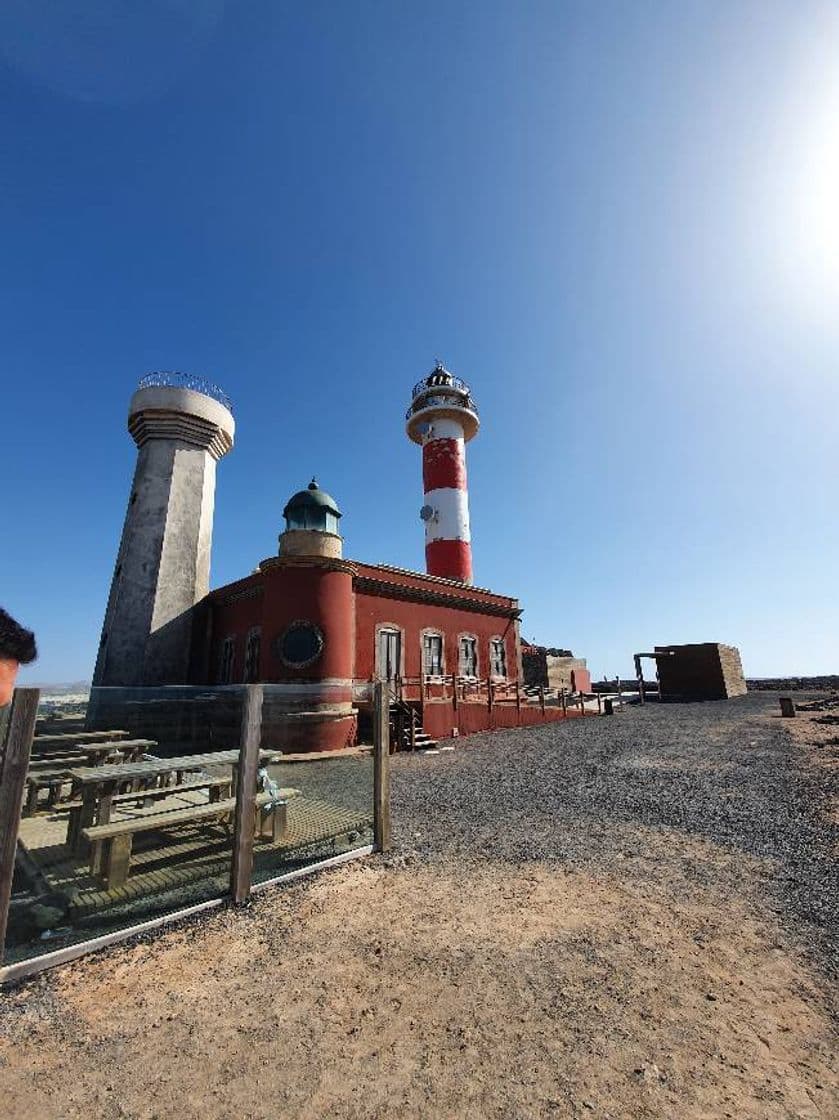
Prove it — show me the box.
[18,789,373,920]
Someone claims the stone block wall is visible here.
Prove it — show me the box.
[718,644,747,698]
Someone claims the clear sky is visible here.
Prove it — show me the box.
[2,1,837,684]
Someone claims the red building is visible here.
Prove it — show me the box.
[89,365,584,753]
[202,477,572,752]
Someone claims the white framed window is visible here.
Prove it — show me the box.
[490,638,507,679]
[459,635,478,678]
[219,636,235,684]
[422,632,444,676]
[244,627,261,682]
[376,625,403,682]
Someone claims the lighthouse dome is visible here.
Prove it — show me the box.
[279,479,343,559]
[283,478,341,523]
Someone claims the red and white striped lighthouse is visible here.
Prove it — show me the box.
[406,362,480,584]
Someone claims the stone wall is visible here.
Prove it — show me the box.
[546,656,588,693]
[655,643,746,701]
[719,644,748,698]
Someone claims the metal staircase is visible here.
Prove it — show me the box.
[389,695,437,752]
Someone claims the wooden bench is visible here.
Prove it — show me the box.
[24,770,71,816]
[63,775,233,815]
[28,752,89,771]
[29,744,90,760]
[66,749,282,855]
[65,775,233,853]
[83,789,299,889]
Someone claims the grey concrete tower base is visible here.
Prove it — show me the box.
[93,383,235,687]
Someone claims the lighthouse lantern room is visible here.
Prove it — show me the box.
[406,362,480,584]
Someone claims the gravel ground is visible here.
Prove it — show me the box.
[269,753,374,816]
[392,692,839,986]
[0,691,836,1119]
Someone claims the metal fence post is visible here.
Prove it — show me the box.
[230,684,264,905]
[373,681,391,853]
[0,688,40,961]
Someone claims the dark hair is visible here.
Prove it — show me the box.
[0,608,37,664]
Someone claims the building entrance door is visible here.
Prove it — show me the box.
[378,628,401,683]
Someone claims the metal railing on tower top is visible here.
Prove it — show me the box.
[137,371,233,413]
[405,392,479,422]
[410,373,472,399]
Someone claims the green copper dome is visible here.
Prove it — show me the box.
[282,479,342,535]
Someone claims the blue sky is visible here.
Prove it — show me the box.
[2,1,837,683]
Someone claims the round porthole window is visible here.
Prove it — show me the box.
[274,620,324,668]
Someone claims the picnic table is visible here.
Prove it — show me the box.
[77,739,154,766]
[24,739,158,816]
[32,729,130,749]
[66,749,281,854]
[83,788,300,889]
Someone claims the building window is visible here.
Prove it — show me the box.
[287,508,339,534]
[490,638,507,679]
[244,627,261,682]
[219,636,235,684]
[274,620,324,668]
[376,625,403,682]
[459,635,478,678]
[423,632,444,676]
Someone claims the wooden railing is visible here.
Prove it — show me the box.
[378,674,612,714]
[377,674,543,710]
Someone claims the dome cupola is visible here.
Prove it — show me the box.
[283,478,341,533]
[279,478,343,559]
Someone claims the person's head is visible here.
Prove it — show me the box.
[0,608,37,705]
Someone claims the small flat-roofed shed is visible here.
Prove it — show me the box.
[634,643,746,702]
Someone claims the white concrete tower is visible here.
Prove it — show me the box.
[93,372,235,686]
[406,362,480,584]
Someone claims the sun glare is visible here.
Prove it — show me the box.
[758,23,839,323]
[791,94,839,284]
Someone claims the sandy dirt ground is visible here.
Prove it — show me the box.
[0,701,837,1119]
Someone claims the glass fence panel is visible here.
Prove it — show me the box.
[5,687,246,966]
[250,682,374,884]
[251,751,375,885]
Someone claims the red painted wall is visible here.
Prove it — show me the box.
[210,564,354,688]
[571,668,591,693]
[353,589,518,682]
[423,699,574,741]
[209,560,520,689]
[203,558,576,749]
